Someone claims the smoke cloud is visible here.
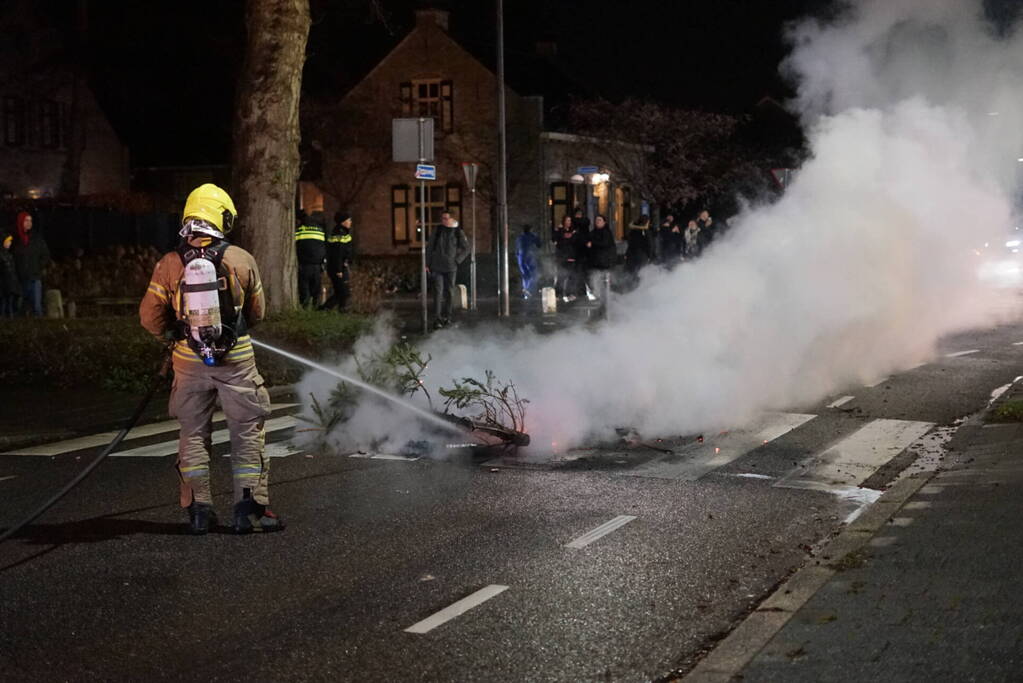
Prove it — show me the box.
[301,0,1022,454]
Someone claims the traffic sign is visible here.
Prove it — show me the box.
[577,165,599,174]
[462,162,479,191]
[415,164,437,180]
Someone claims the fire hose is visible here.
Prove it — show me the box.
[0,348,173,546]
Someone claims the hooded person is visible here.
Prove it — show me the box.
[0,233,20,317]
[12,211,50,316]
[139,183,283,535]
[322,210,354,311]
[294,210,327,307]
[424,210,469,328]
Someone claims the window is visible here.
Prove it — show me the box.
[550,182,570,231]
[3,97,25,146]
[400,79,454,133]
[39,100,60,149]
[392,182,461,247]
[392,185,411,244]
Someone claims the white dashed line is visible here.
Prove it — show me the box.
[903,501,932,510]
[869,536,897,547]
[827,396,855,408]
[864,377,889,388]
[945,349,980,358]
[1013,342,1023,346]
[566,515,637,549]
[0,475,17,483]
[404,585,509,634]
[890,517,915,527]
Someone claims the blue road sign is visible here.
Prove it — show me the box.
[577,165,599,174]
[415,164,437,180]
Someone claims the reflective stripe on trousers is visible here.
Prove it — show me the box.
[169,360,272,508]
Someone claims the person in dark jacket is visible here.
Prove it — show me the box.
[0,233,20,318]
[696,209,716,252]
[515,224,542,299]
[424,211,469,328]
[660,213,684,267]
[294,210,327,307]
[553,214,581,302]
[625,214,653,275]
[587,214,616,300]
[12,211,50,316]
[322,211,354,311]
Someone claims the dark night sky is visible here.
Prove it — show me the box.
[71,0,831,166]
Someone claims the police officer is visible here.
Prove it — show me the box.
[139,184,283,535]
[295,210,327,307]
[323,211,354,311]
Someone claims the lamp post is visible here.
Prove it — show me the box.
[496,0,510,317]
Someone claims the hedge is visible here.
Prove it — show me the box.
[0,310,372,393]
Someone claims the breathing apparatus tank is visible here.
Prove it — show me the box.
[182,257,224,366]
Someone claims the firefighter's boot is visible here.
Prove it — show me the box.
[187,501,215,535]
[232,489,284,534]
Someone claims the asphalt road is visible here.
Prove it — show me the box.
[3,318,1023,682]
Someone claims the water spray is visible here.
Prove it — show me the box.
[250,338,464,436]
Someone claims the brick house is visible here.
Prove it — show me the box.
[0,1,129,199]
[302,8,648,260]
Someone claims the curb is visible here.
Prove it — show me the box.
[681,469,939,682]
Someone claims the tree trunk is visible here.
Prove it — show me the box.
[232,0,310,313]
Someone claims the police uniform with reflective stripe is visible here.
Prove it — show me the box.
[295,223,326,306]
[324,226,353,310]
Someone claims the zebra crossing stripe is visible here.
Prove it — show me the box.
[623,412,817,481]
[1,404,298,457]
[776,418,933,492]
[109,416,297,458]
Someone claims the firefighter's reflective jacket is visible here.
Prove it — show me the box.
[140,240,265,369]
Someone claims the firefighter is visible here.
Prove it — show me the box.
[322,211,353,311]
[295,210,326,307]
[139,183,283,535]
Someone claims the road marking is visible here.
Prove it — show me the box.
[945,349,980,358]
[919,485,945,495]
[890,517,915,527]
[869,536,897,547]
[777,419,934,491]
[109,416,296,458]
[404,585,509,634]
[0,475,16,483]
[566,515,637,549]
[864,377,889,388]
[903,501,932,510]
[1,404,298,456]
[905,362,927,370]
[623,413,816,481]
[827,396,854,408]
[1014,342,1023,346]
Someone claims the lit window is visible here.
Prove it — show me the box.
[392,182,461,247]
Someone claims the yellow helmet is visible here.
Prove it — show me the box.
[181,183,237,235]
